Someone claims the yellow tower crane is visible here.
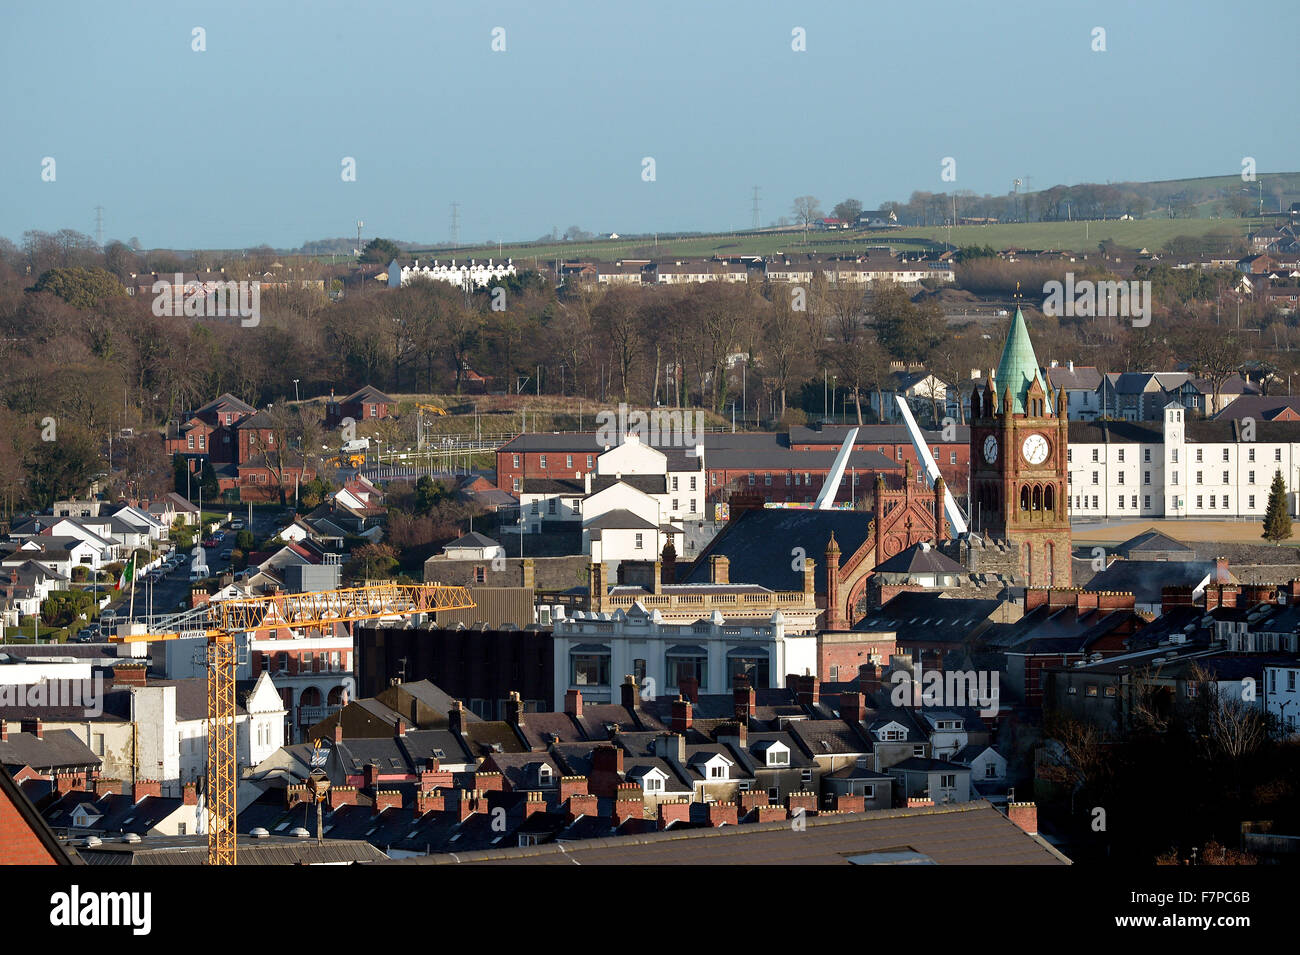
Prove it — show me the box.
[110,582,475,865]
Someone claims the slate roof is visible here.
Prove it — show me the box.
[1211,394,1300,422]
[951,744,999,765]
[873,541,967,576]
[583,509,659,531]
[342,385,395,405]
[682,508,874,593]
[446,532,500,549]
[855,592,1002,645]
[1113,530,1196,558]
[41,789,188,836]
[981,602,1134,654]
[79,833,388,865]
[589,475,667,495]
[193,393,256,417]
[786,719,873,757]
[394,801,1069,865]
[0,729,100,774]
[1082,559,1229,605]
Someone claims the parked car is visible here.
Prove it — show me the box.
[229,519,245,530]
[202,538,218,548]
[189,566,210,581]
[219,549,233,561]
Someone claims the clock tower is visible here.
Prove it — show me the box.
[970,308,1071,587]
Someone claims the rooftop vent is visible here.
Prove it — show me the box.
[249,827,270,839]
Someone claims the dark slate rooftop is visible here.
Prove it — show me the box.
[874,541,967,576]
[855,592,1003,645]
[1082,559,1229,605]
[0,728,100,773]
[391,801,1068,865]
[681,508,874,593]
[1113,530,1196,558]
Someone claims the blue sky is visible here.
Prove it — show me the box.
[2,0,1296,250]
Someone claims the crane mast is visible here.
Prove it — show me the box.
[111,582,475,864]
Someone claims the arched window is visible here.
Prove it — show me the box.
[1032,485,1042,510]
[300,687,321,707]
[1020,486,1030,510]
[1045,484,1055,511]
[328,686,347,706]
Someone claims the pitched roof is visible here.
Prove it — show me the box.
[0,729,100,774]
[194,393,256,417]
[446,532,500,549]
[682,508,874,593]
[873,541,966,576]
[342,385,395,405]
[1113,530,1195,558]
[394,801,1067,865]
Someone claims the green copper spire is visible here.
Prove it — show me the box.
[994,307,1051,415]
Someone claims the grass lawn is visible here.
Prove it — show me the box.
[408,216,1268,263]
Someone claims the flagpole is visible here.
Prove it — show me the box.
[128,553,137,622]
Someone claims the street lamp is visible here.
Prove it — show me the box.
[293,379,300,402]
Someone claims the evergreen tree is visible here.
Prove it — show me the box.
[1263,469,1292,543]
[200,460,219,500]
[172,454,188,495]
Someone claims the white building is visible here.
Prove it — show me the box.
[519,433,705,570]
[552,602,815,705]
[131,674,286,795]
[1264,665,1300,738]
[387,257,516,290]
[1067,403,1300,520]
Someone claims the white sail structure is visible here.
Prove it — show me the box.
[893,396,968,534]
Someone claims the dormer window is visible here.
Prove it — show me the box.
[766,749,789,767]
[644,775,663,792]
[538,765,553,785]
[709,764,726,780]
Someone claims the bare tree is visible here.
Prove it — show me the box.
[791,196,822,239]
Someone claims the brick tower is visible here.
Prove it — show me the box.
[969,308,1072,587]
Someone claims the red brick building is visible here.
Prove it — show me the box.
[0,766,73,864]
[325,385,396,429]
[165,392,256,464]
[496,424,970,515]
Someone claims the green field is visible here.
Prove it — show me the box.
[411,216,1269,264]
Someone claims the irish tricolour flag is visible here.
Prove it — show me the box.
[115,558,135,591]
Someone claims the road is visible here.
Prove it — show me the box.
[100,508,291,622]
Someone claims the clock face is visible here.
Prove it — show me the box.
[983,435,998,464]
[1022,433,1050,465]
